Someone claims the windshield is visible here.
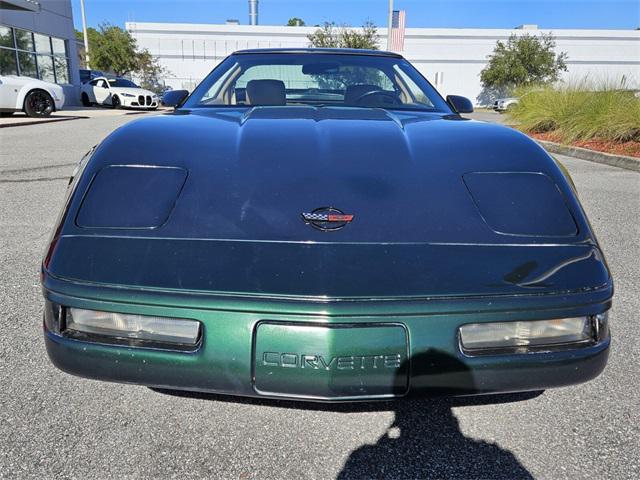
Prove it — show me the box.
[183,52,451,112]
[108,78,138,88]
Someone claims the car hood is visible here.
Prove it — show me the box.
[2,75,62,92]
[45,106,610,298]
[74,106,587,244]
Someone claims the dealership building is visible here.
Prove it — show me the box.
[127,22,640,104]
[1,0,80,102]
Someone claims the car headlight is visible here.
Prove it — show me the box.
[65,308,201,348]
[459,313,608,354]
[120,93,135,98]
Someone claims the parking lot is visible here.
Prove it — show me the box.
[1,112,638,479]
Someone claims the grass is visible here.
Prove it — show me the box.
[508,79,640,144]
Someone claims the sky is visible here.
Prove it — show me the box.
[70,0,640,31]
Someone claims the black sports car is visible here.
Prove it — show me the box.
[42,49,611,401]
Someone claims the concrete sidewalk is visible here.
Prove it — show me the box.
[0,106,169,128]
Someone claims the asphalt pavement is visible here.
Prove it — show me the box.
[0,113,638,479]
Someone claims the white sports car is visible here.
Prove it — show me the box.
[80,77,158,110]
[0,75,65,118]
[493,97,519,112]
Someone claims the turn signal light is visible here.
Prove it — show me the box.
[65,308,201,348]
[459,314,608,354]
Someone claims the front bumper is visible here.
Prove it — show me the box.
[43,279,612,402]
[53,93,65,111]
[120,95,158,109]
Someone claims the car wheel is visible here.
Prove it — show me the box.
[111,95,121,109]
[81,92,91,107]
[23,90,54,118]
[0,112,14,117]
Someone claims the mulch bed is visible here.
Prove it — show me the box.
[527,131,640,158]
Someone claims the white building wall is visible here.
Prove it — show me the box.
[126,22,640,104]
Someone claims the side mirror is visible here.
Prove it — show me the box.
[162,89,189,108]
[446,95,474,114]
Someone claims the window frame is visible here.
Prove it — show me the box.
[0,24,71,84]
[184,52,452,113]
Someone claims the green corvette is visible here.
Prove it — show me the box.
[42,49,611,401]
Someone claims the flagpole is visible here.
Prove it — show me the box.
[80,0,90,68]
[387,0,394,51]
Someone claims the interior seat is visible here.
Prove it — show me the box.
[344,84,382,105]
[245,79,286,106]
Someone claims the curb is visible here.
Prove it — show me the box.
[537,140,640,172]
[0,115,87,128]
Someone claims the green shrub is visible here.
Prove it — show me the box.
[510,79,640,143]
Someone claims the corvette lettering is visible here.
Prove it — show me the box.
[261,352,402,370]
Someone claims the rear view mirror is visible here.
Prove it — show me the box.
[163,89,189,108]
[446,95,474,114]
[302,63,340,75]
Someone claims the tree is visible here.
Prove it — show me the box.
[341,21,379,50]
[287,17,305,26]
[135,49,169,92]
[307,22,339,47]
[90,24,140,76]
[307,21,379,50]
[306,22,382,91]
[75,27,101,69]
[480,33,568,96]
[75,24,169,89]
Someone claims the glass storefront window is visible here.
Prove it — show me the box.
[37,54,55,82]
[52,37,66,56]
[34,33,52,54]
[17,51,37,77]
[1,25,70,83]
[0,48,18,75]
[53,56,69,83]
[14,29,34,51]
[0,25,14,48]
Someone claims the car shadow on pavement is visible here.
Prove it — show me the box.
[336,399,535,479]
[154,350,537,479]
[336,351,536,479]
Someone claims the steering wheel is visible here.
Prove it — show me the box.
[354,90,401,106]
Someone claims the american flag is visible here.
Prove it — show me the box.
[389,10,406,52]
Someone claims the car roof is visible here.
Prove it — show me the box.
[232,48,403,58]
[90,76,131,83]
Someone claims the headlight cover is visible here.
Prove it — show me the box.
[459,314,607,354]
[120,93,135,98]
[65,308,201,349]
[463,172,578,237]
[75,165,188,229]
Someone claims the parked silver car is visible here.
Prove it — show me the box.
[493,97,519,112]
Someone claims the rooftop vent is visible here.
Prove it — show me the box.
[249,0,258,25]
